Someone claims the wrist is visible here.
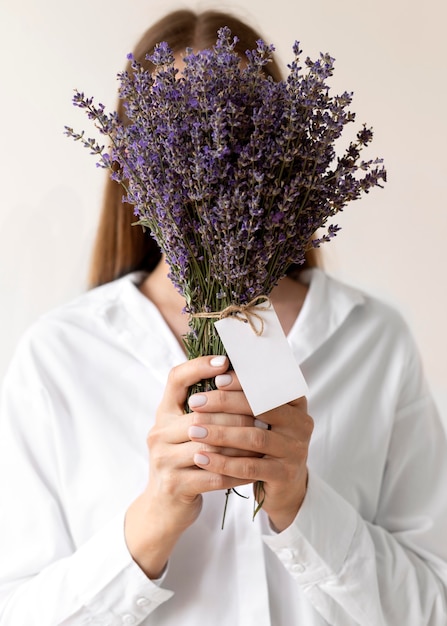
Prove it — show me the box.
[124,493,199,579]
[267,505,300,533]
[265,478,308,533]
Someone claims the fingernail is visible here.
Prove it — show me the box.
[194,453,210,466]
[254,418,269,430]
[188,425,208,439]
[215,373,232,387]
[210,355,227,367]
[188,394,207,408]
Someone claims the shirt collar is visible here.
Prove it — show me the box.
[102,272,186,383]
[102,269,365,369]
[288,268,365,364]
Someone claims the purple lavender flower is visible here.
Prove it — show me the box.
[66,26,386,347]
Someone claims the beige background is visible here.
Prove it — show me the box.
[0,0,445,423]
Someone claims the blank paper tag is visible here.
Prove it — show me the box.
[214,303,308,416]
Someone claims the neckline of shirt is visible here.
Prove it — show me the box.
[109,269,365,367]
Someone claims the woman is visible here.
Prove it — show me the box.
[0,10,446,626]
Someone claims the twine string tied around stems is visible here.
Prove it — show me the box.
[191,295,271,336]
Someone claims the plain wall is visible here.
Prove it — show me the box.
[0,0,446,423]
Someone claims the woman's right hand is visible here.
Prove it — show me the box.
[124,355,253,579]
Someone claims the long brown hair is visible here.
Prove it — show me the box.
[89,9,319,288]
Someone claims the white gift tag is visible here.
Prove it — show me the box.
[214,303,308,416]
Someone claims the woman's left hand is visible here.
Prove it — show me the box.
[187,370,313,532]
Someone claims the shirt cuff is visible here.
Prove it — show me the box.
[262,470,358,585]
[70,512,174,622]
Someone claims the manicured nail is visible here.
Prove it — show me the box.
[188,394,207,408]
[215,373,232,387]
[210,355,227,367]
[194,453,210,466]
[188,425,208,439]
[254,418,269,430]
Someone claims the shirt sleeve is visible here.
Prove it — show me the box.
[264,355,447,624]
[0,337,173,626]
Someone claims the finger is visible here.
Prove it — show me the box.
[256,396,310,430]
[189,420,313,463]
[149,435,241,471]
[190,411,255,428]
[170,466,252,494]
[188,388,252,416]
[149,437,196,471]
[214,370,242,391]
[158,355,229,413]
[149,414,261,466]
[253,417,270,430]
[188,423,280,457]
[189,414,264,458]
[148,414,192,445]
[287,395,308,412]
[148,454,252,495]
[188,412,262,457]
[192,450,272,483]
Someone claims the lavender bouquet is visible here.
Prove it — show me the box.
[66,28,386,391]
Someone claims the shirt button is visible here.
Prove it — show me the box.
[279,548,295,562]
[122,615,137,625]
[136,596,150,607]
[291,563,305,574]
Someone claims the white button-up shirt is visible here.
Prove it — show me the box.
[0,269,446,625]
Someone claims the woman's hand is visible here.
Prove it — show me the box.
[188,371,313,532]
[124,355,256,578]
